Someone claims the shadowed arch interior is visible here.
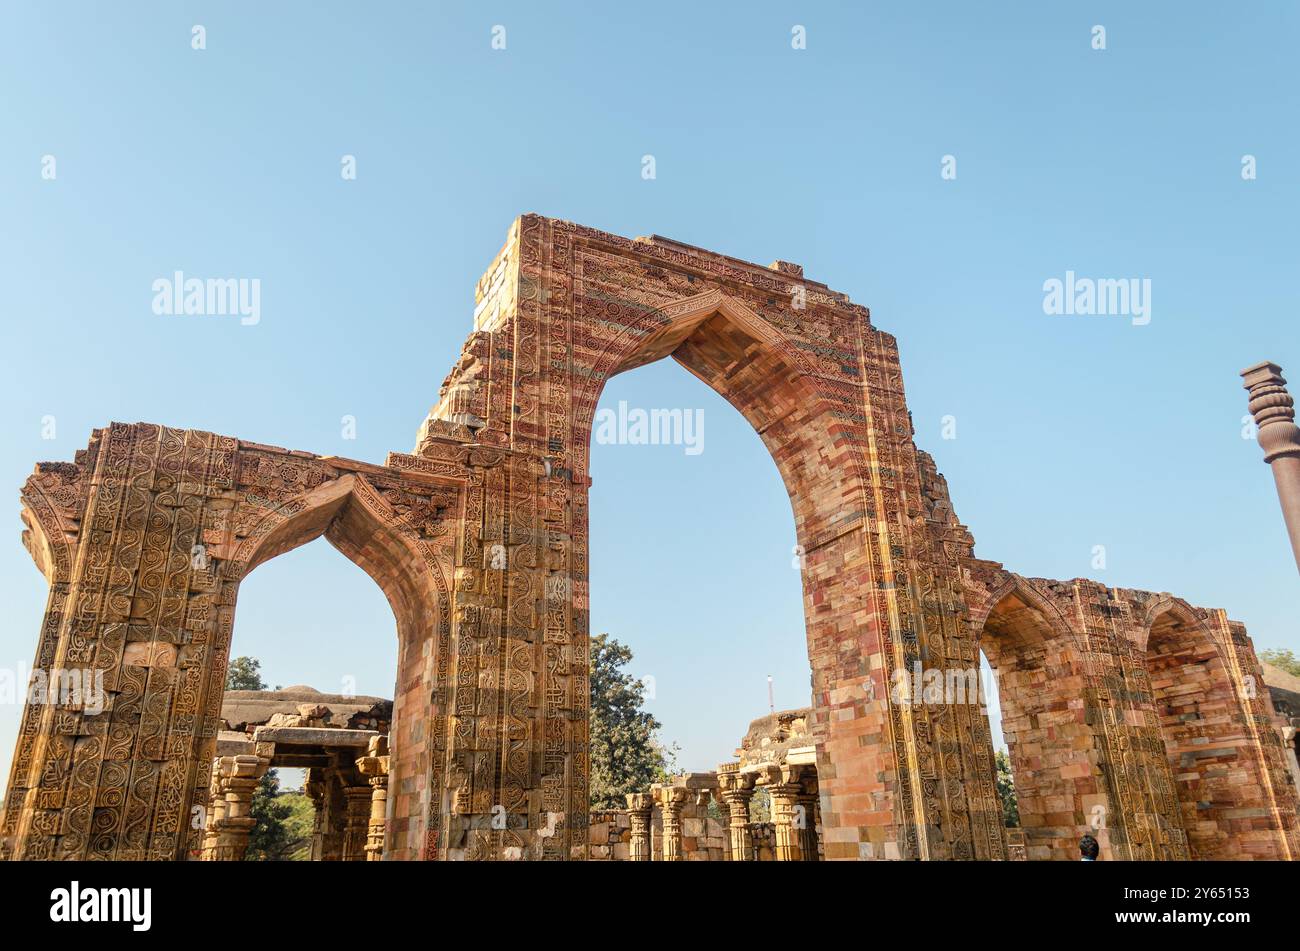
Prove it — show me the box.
[977,584,1080,860]
[1145,603,1241,859]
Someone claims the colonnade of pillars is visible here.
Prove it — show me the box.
[200,735,389,862]
[625,764,820,861]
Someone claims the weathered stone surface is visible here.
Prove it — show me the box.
[222,687,391,733]
[0,214,1295,861]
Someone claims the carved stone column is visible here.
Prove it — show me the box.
[1242,361,1300,573]
[764,767,803,862]
[717,767,755,861]
[625,793,653,862]
[200,760,227,859]
[309,765,347,861]
[304,768,326,862]
[202,754,270,861]
[654,786,688,862]
[342,785,373,862]
[797,774,820,862]
[356,736,390,861]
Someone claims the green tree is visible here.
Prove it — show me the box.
[995,749,1020,828]
[226,656,267,691]
[224,655,309,860]
[1260,648,1300,678]
[588,633,678,809]
[245,771,314,861]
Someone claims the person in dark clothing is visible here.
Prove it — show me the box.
[1079,834,1100,861]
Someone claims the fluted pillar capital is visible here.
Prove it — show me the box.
[1243,362,1300,463]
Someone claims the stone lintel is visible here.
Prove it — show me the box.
[252,726,378,748]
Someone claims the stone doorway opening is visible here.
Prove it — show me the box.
[587,351,815,859]
[200,476,440,862]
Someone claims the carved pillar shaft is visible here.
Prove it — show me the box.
[720,790,755,861]
[365,778,388,861]
[625,793,653,862]
[357,736,389,861]
[342,786,373,862]
[1243,362,1300,573]
[202,754,270,862]
[768,783,802,862]
[797,792,820,861]
[655,788,687,862]
[200,763,227,860]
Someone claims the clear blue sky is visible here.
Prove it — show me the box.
[1,3,1297,776]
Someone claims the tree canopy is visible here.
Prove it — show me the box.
[588,633,678,809]
[1260,648,1300,678]
[995,749,1020,828]
[226,656,267,691]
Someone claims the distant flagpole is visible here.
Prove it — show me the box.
[767,674,775,714]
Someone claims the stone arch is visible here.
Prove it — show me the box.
[575,289,854,497]
[220,474,447,862]
[579,289,868,566]
[969,575,1096,860]
[1141,597,1273,859]
[969,574,1079,651]
[1138,595,1217,655]
[568,280,1004,860]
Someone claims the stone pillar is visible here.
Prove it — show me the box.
[356,736,390,861]
[1282,724,1300,794]
[764,768,803,862]
[200,762,227,860]
[655,786,687,862]
[717,768,755,861]
[304,768,326,862]
[797,776,820,862]
[309,765,348,862]
[342,785,373,862]
[625,793,653,862]
[201,754,270,861]
[1242,361,1300,573]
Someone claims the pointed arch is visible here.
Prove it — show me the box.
[1138,595,1220,656]
[970,573,1080,650]
[222,473,449,862]
[969,573,1094,860]
[1140,595,1267,858]
[609,289,820,381]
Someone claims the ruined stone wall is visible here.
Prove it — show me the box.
[3,214,1294,861]
[0,424,461,861]
[917,450,1299,860]
[589,804,731,861]
[588,809,631,860]
[420,215,1008,860]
